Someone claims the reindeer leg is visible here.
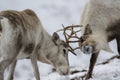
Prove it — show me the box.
[7,60,17,80]
[30,50,40,80]
[0,41,20,80]
[116,37,120,57]
[0,59,13,80]
[0,53,18,80]
[85,53,99,80]
[0,37,21,80]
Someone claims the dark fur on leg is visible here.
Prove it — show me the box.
[116,36,120,58]
[85,53,99,80]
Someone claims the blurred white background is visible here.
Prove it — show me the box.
[0,0,120,80]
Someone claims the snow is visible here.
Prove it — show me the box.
[0,0,120,80]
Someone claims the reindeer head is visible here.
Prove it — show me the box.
[56,24,98,54]
[51,32,69,75]
[79,24,113,54]
[57,24,112,55]
[50,25,83,75]
[52,24,87,74]
[78,24,95,54]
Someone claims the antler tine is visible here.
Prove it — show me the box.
[56,24,82,55]
[68,44,81,55]
[67,25,82,53]
[65,25,83,29]
[70,36,80,39]
[68,40,81,43]
[68,45,77,55]
[66,25,82,55]
[68,49,77,55]
[56,29,64,32]
[62,24,69,43]
[73,47,81,51]
[56,24,72,32]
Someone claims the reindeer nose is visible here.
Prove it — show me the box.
[82,45,93,54]
[66,69,70,74]
[63,68,70,75]
[85,46,90,51]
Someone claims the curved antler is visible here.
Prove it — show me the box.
[56,24,83,55]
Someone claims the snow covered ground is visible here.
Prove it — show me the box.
[0,0,120,80]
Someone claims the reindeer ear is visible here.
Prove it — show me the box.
[84,24,92,35]
[52,32,60,41]
[103,43,113,53]
[52,32,60,45]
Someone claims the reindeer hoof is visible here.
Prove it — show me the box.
[85,74,92,80]
[117,56,120,59]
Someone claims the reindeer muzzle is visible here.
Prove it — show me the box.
[82,45,93,54]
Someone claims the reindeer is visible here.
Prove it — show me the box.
[79,0,120,79]
[0,9,70,80]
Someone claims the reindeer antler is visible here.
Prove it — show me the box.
[57,24,83,55]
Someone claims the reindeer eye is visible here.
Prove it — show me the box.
[63,49,67,56]
[82,36,86,40]
[63,49,66,54]
[80,35,88,42]
[80,37,84,42]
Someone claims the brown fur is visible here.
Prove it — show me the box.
[107,20,120,41]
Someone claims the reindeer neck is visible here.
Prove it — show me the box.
[41,30,58,55]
